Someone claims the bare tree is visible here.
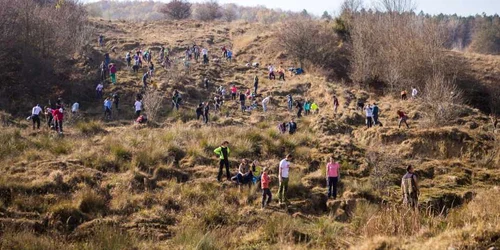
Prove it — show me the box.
[222,3,238,22]
[277,18,321,68]
[193,0,222,21]
[160,0,191,20]
[341,0,363,14]
[376,0,416,13]
[423,73,464,125]
[142,89,165,123]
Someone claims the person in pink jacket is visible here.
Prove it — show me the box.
[326,156,340,199]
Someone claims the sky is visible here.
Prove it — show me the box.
[186,0,500,16]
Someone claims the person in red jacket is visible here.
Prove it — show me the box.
[261,167,271,209]
[52,107,64,133]
[397,110,409,129]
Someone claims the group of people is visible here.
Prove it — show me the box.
[213,142,344,208]
[214,140,421,209]
[28,99,66,134]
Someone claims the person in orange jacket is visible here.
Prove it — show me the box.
[261,167,271,209]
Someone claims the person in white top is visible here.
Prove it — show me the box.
[262,96,272,112]
[364,104,373,128]
[96,83,104,99]
[31,104,43,130]
[411,86,418,99]
[134,99,142,117]
[278,154,292,204]
[72,102,80,113]
[202,48,209,64]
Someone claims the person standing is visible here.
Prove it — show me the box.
[287,119,297,135]
[372,103,382,126]
[239,91,246,112]
[96,82,104,99]
[401,90,408,100]
[113,92,120,110]
[142,72,149,89]
[278,154,292,205]
[333,96,339,114]
[230,85,237,100]
[172,90,181,111]
[411,87,418,99]
[286,94,293,111]
[98,35,104,47]
[253,75,259,94]
[296,100,303,118]
[104,97,112,120]
[45,106,53,129]
[109,63,117,85]
[214,141,231,182]
[134,98,142,118]
[326,156,340,199]
[126,52,132,68]
[303,100,311,116]
[401,165,419,208]
[71,102,80,114]
[100,61,107,81]
[203,102,210,124]
[202,48,209,64]
[261,167,271,209]
[196,103,204,120]
[262,96,271,112]
[365,104,373,128]
[31,104,42,130]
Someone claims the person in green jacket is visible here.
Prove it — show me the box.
[214,141,231,182]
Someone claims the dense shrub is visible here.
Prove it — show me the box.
[160,0,192,20]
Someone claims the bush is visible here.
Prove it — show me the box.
[423,73,464,126]
[160,0,192,20]
[77,188,108,215]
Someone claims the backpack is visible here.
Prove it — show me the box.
[402,174,416,194]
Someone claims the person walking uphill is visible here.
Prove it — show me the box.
[214,141,231,182]
[254,75,259,94]
[278,154,292,205]
[401,165,419,208]
[326,157,340,199]
[109,63,117,85]
[261,167,272,209]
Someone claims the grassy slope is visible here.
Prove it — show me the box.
[0,19,499,249]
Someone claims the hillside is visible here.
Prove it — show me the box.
[0,19,499,250]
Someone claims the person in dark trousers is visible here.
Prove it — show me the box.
[287,118,297,135]
[326,156,340,199]
[401,165,419,208]
[253,75,259,94]
[113,93,120,110]
[204,77,209,89]
[172,90,181,111]
[142,72,149,89]
[296,100,303,118]
[31,104,42,130]
[397,110,410,129]
[261,167,271,209]
[45,106,53,129]
[214,141,231,182]
[372,103,382,126]
[239,91,246,112]
[196,103,203,120]
[203,102,210,124]
[100,61,107,81]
